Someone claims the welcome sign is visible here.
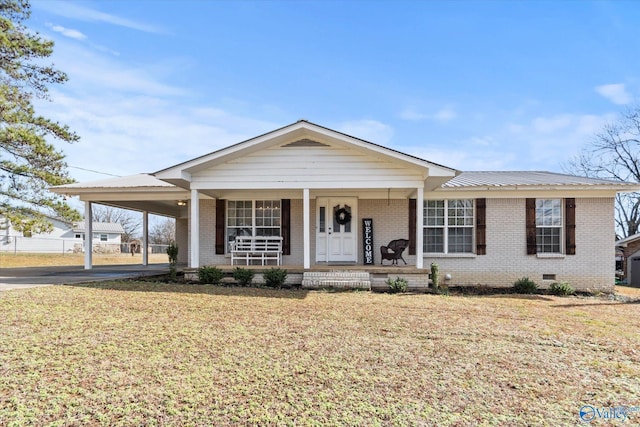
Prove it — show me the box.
[362,218,374,265]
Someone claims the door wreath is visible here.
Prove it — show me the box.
[335,208,351,225]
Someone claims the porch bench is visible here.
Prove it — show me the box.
[230,236,283,266]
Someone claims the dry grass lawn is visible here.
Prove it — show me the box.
[0,252,169,268]
[1,283,639,426]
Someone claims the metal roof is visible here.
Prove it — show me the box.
[56,174,175,189]
[442,171,637,188]
[73,222,125,234]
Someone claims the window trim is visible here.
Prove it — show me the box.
[423,199,475,255]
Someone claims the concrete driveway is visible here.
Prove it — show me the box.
[0,264,169,291]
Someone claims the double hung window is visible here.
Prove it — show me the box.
[227,200,281,249]
[535,199,562,253]
[424,199,474,253]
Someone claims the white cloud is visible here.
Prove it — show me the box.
[433,105,457,122]
[407,145,516,171]
[398,105,457,123]
[30,39,278,182]
[336,119,394,145]
[51,40,185,97]
[34,1,164,34]
[37,91,280,181]
[398,108,428,121]
[403,111,615,173]
[532,115,572,133]
[47,23,87,40]
[595,83,632,105]
[505,113,614,168]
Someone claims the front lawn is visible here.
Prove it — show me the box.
[0,252,169,268]
[1,283,638,426]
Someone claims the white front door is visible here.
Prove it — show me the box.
[316,197,357,263]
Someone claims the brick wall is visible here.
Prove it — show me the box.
[427,198,615,292]
[359,199,411,265]
[176,218,188,264]
[187,196,615,291]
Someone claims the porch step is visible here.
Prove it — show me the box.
[302,271,371,290]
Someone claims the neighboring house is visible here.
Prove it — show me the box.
[615,233,640,286]
[72,222,125,244]
[1,215,72,240]
[0,215,124,253]
[51,120,640,291]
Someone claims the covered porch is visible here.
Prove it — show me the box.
[52,120,459,271]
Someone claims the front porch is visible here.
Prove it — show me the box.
[183,264,434,291]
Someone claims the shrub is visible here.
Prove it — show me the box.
[513,277,537,294]
[233,267,255,287]
[263,268,287,288]
[198,266,224,285]
[550,281,575,296]
[166,243,179,281]
[387,276,408,293]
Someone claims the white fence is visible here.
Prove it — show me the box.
[0,236,168,255]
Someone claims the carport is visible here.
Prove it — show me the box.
[51,174,189,270]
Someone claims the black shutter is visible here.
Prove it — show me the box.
[409,199,416,255]
[281,199,291,255]
[565,198,576,255]
[476,198,486,255]
[526,198,537,255]
[215,199,226,255]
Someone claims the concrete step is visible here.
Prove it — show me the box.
[302,271,371,290]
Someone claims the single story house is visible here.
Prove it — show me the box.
[1,214,124,253]
[52,120,639,291]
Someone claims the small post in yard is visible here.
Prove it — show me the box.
[430,262,439,291]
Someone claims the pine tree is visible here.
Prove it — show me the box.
[0,0,80,235]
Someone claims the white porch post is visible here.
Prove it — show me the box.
[416,187,424,269]
[303,188,310,269]
[142,210,149,266]
[190,189,200,269]
[84,201,92,270]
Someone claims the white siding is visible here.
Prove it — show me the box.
[191,145,426,189]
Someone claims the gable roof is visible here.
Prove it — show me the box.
[154,120,459,185]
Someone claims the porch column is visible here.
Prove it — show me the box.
[416,187,424,269]
[142,210,149,266]
[303,188,310,269]
[84,201,92,270]
[190,189,200,269]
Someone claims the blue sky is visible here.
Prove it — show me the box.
[29,0,640,183]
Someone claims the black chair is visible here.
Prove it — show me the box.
[380,239,409,265]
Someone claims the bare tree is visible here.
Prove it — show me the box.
[149,216,175,244]
[566,107,640,237]
[91,205,141,242]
